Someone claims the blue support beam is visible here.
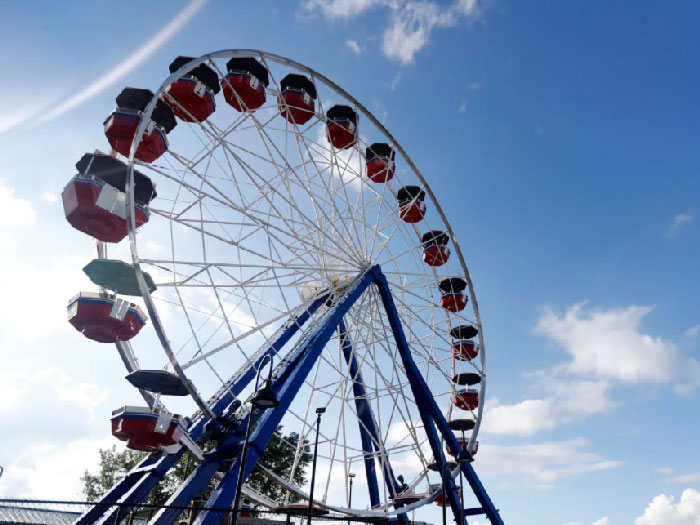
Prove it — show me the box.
[194,270,377,524]
[372,268,504,525]
[78,296,328,525]
[338,320,381,507]
[338,319,406,520]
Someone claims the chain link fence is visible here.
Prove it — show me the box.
[0,499,399,525]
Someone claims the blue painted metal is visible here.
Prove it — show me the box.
[338,320,381,507]
[195,271,376,524]
[338,319,406,516]
[371,267,504,525]
[77,296,328,525]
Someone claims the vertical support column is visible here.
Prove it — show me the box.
[338,319,401,509]
[372,268,504,525]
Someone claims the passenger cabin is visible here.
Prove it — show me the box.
[222,57,269,112]
[432,485,461,507]
[446,436,471,457]
[126,370,189,396]
[397,186,426,223]
[67,292,147,343]
[450,324,479,361]
[453,388,479,411]
[63,153,155,243]
[278,73,317,125]
[365,142,395,183]
[421,230,450,267]
[165,56,220,122]
[104,88,176,163]
[325,105,358,150]
[438,277,468,312]
[111,406,186,452]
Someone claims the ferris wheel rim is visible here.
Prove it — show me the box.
[119,48,487,510]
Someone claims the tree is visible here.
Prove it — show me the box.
[248,426,312,504]
[81,446,145,502]
[82,426,312,506]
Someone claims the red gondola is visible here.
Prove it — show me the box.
[104,88,177,163]
[421,230,450,267]
[450,324,479,360]
[366,143,395,183]
[326,105,358,150]
[278,73,317,125]
[446,436,471,457]
[68,292,147,343]
[62,153,156,243]
[222,57,269,112]
[439,277,468,312]
[397,186,426,223]
[433,486,462,507]
[111,406,186,452]
[165,56,220,122]
[453,389,479,411]
[452,340,478,361]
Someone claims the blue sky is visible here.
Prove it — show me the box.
[0,1,699,524]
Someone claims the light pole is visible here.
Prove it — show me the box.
[308,406,326,525]
[347,472,355,508]
[231,355,279,525]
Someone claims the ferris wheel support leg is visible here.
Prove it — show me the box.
[372,268,504,525]
[195,271,377,525]
[338,320,406,517]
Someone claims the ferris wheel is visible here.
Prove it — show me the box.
[62,50,502,525]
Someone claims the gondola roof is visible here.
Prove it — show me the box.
[115,88,177,133]
[169,56,221,94]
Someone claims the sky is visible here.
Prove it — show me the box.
[0,1,699,524]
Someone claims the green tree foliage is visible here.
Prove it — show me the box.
[82,426,312,506]
[248,426,312,504]
[81,445,145,502]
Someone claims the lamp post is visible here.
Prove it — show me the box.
[308,406,326,525]
[347,472,355,508]
[231,355,279,525]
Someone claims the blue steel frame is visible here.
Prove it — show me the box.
[338,319,404,512]
[76,266,503,525]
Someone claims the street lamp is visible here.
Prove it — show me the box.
[231,355,279,525]
[308,406,326,525]
[347,472,355,508]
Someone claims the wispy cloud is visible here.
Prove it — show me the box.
[667,208,695,236]
[39,0,207,123]
[345,39,362,54]
[685,324,700,338]
[305,0,479,64]
[457,100,467,113]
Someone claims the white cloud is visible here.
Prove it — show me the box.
[468,81,482,90]
[345,39,362,54]
[40,191,58,203]
[476,438,621,490]
[536,303,678,383]
[0,179,35,228]
[592,519,610,525]
[390,72,403,91]
[685,324,700,338]
[304,0,387,18]
[666,473,700,484]
[39,0,207,123]
[382,0,478,64]
[635,488,700,524]
[668,209,695,237]
[482,379,614,436]
[305,0,479,64]
[0,367,112,498]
